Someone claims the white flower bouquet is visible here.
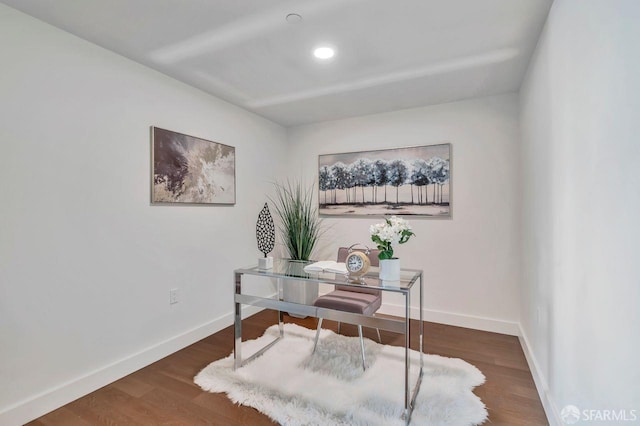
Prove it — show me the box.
[369,216,415,260]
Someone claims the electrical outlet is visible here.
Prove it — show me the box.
[170,288,179,305]
[537,307,544,325]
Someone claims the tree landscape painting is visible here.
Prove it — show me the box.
[318,144,451,216]
[152,127,235,204]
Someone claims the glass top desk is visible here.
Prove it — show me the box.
[234,259,424,424]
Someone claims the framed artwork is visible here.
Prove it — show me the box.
[318,143,451,217]
[151,127,235,204]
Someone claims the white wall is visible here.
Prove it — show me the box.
[287,94,521,334]
[519,0,640,423]
[0,5,287,424]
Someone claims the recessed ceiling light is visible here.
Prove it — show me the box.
[286,13,302,23]
[313,46,335,60]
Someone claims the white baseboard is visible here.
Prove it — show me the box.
[378,303,520,336]
[0,303,267,426]
[517,325,561,426]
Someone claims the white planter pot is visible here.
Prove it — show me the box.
[281,260,319,318]
[379,258,401,281]
[282,280,319,318]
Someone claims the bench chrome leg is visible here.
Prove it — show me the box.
[358,325,366,370]
[313,318,323,353]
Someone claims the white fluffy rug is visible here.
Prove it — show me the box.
[195,324,487,426]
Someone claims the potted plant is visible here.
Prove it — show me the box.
[370,216,415,281]
[271,181,323,314]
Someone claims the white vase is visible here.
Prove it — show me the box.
[379,258,400,281]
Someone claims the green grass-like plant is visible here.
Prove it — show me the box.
[270,181,322,261]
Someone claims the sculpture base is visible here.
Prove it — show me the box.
[258,257,273,270]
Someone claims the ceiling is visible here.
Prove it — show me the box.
[2,0,552,127]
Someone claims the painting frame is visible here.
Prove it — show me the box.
[318,143,451,217]
[151,126,236,205]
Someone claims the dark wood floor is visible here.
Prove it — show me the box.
[28,311,547,425]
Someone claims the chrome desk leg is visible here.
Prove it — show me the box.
[233,272,242,370]
[407,273,425,424]
[313,318,323,353]
[277,278,284,338]
[404,290,411,422]
[357,325,366,371]
[420,272,424,367]
[234,275,284,370]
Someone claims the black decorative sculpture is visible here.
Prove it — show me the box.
[256,202,275,258]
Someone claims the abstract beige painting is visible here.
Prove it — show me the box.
[151,127,235,204]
